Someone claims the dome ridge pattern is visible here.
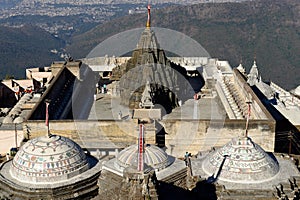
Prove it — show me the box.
[202,137,280,183]
[115,144,172,171]
[10,135,89,183]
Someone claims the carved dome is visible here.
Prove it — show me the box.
[115,144,173,171]
[202,137,279,183]
[10,135,89,183]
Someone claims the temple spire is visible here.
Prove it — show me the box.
[146,4,151,28]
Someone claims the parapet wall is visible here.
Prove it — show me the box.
[23,118,275,157]
[23,120,138,149]
[161,118,275,157]
[233,69,273,120]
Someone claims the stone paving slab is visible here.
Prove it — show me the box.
[89,94,226,121]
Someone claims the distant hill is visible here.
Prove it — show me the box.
[0,25,64,79]
[0,0,21,9]
[67,0,300,90]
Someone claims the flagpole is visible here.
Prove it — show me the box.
[138,124,145,172]
[245,101,252,138]
[45,99,51,138]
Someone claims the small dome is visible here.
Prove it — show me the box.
[236,63,245,74]
[248,61,259,76]
[115,144,173,171]
[295,85,300,96]
[10,135,89,183]
[13,116,24,123]
[202,137,279,183]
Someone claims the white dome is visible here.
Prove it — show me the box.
[295,85,300,96]
[13,116,24,123]
[115,144,173,171]
[10,135,89,183]
[202,137,279,183]
[236,63,245,74]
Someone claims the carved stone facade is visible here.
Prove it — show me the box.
[111,28,189,113]
[119,168,159,200]
[0,135,101,199]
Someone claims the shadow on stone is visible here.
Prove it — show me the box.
[191,180,217,200]
[157,181,192,200]
[155,120,166,148]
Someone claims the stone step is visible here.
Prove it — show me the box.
[161,168,187,184]
[218,189,277,200]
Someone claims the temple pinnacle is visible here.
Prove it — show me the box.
[146,4,151,28]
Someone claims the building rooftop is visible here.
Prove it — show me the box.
[191,136,300,190]
[202,136,280,184]
[115,143,174,172]
[10,134,89,183]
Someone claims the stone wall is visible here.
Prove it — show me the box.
[24,120,138,149]
[233,69,273,120]
[23,118,275,158]
[0,81,17,108]
[161,119,276,157]
[50,61,65,77]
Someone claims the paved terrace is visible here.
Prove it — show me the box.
[88,92,227,121]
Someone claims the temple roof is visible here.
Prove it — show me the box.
[236,63,245,74]
[202,137,280,184]
[248,61,259,86]
[115,144,173,171]
[10,135,89,183]
[136,28,160,51]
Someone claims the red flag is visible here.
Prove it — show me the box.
[45,102,49,127]
[248,103,251,119]
[138,124,144,171]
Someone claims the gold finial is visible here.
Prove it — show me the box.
[146,4,151,28]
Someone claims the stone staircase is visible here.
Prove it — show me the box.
[224,79,247,119]
[160,167,187,188]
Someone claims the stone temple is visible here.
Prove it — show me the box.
[191,133,300,199]
[114,143,173,172]
[0,134,101,199]
[110,11,190,113]
[202,136,280,183]
[100,124,187,199]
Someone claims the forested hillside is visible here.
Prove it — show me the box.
[67,0,300,90]
[0,25,64,79]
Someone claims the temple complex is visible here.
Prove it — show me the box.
[0,3,300,200]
